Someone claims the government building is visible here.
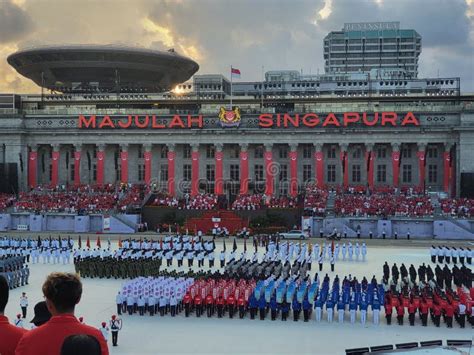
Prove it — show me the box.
[0,23,473,200]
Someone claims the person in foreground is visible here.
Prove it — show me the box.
[0,275,28,355]
[15,272,109,355]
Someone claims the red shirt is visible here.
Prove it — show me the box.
[15,314,108,355]
[0,315,28,355]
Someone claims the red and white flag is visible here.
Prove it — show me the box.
[231,67,241,78]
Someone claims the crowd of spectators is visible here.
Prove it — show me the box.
[11,184,145,214]
[231,194,265,210]
[0,193,16,211]
[181,193,217,210]
[231,194,298,210]
[303,185,329,216]
[440,198,474,218]
[334,190,434,218]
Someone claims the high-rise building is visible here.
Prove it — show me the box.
[324,22,421,78]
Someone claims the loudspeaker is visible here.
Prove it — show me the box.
[396,342,418,349]
[446,340,472,346]
[420,340,442,347]
[460,173,474,198]
[0,163,18,194]
[370,345,394,352]
[345,347,369,355]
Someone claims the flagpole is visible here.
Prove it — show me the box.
[261,65,264,109]
[230,65,233,110]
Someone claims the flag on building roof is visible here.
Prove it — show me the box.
[231,67,241,78]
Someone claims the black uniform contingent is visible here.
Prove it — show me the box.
[0,255,29,289]
[75,254,161,279]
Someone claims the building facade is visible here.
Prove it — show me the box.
[324,22,421,78]
[0,91,473,200]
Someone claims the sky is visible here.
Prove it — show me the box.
[0,0,473,93]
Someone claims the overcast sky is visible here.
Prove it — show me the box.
[0,0,473,93]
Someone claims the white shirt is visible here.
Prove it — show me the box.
[100,326,109,340]
[20,296,28,307]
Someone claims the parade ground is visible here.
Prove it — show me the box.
[3,235,473,355]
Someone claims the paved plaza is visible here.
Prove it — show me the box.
[3,235,473,354]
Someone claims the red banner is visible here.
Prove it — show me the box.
[167,150,175,196]
[191,150,199,196]
[289,150,298,197]
[264,150,274,195]
[417,151,426,190]
[315,150,324,188]
[120,151,128,183]
[51,151,60,187]
[74,151,81,186]
[28,151,37,188]
[144,151,152,185]
[443,151,450,194]
[392,151,400,188]
[240,151,249,194]
[215,151,223,195]
[96,150,105,185]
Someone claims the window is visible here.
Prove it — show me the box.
[230,164,240,181]
[254,146,264,159]
[137,146,143,159]
[138,164,145,181]
[206,145,215,159]
[183,145,191,159]
[279,164,288,181]
[229,145,240,159]
[160,146,168,159]
[303,145,312,159]
[116,166,121,181]
[352,147,362,159]
[402,164,412,183]
[93,164,97,181]
[49,164,52,181]
[327,164,336,183]
[279,146,288,159]
[160,165,168,182]
[206,164,215,181]
[427,147,438,159]
[352,165,361,183]
[93,147,97,159]
[254,164,264,181]
[428,164,438,183]
[327,146,336,159]
[402,147,412,158]
[303,164,312,182]
[377,147,387,159]
[70,164,75,181]
[377,164,386,183]
[183,164,191,181]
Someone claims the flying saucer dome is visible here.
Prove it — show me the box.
[7,44,199,93]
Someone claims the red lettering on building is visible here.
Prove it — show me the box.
[343,112,360,126]
[322,113,340,127]
[78,115,96,128]
[134,115,149,128]
[169,115,185,128]
[258,113,273,128]
[118,116,132,128]
[302,113,320,127]
[98,115,114,129]
[187,115,203,128]
[401,112,420,126]
[283,113,299,128]
[362,112,379,126]
[381,112,397,126]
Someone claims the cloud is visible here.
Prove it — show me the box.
[0,0,34,44]
[0,0,472,93]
